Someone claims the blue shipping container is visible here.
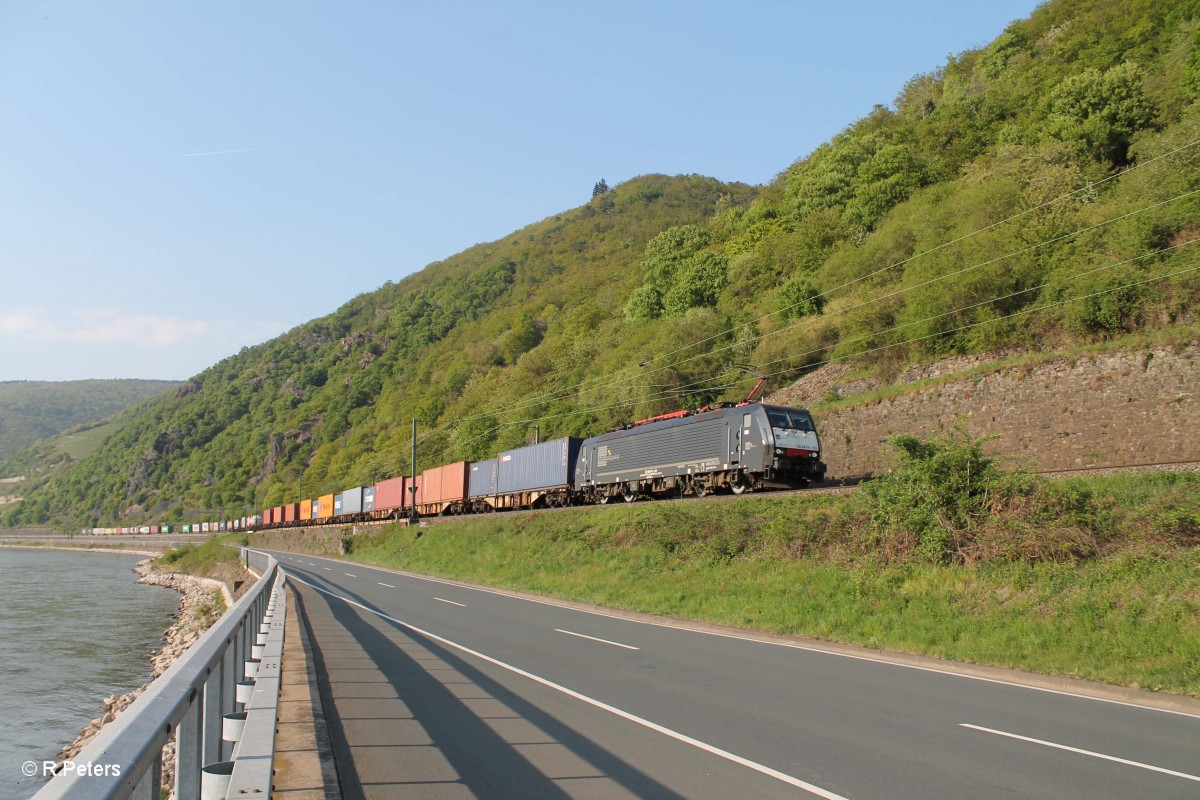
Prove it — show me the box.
[497,438,583,494]
[468,460,497,498]
[363,486,376,512]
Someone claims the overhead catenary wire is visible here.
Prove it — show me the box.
[747,239,1200,378]
[280,143,1200,498]
[415,137,1200,432]
[416,180,1200,439]
[294,217,1200,496]
[465,258,1200,436]
[749,259,1200,388]
[308,376,746,490]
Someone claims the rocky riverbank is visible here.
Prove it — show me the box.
[54,559,242,795]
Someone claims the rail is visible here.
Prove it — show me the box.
[31,548,285,800]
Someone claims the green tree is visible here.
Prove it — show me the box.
[1044,62,1155,166]
[500,312,544,365]
[624,285,664,321]
[660,251,729,316]
[776,274,826,321]
[627,225,727,319]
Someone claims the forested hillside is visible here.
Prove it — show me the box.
[0,380,177,462]
[6,0,1199,529]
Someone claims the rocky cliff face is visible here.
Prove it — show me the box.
[770,343,1199,478]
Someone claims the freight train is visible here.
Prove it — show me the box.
[252,400,826,531]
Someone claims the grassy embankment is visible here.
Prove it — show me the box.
[156,536,253,609]
[295,445,1199,697]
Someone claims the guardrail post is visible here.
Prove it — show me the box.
[176,690,203,800]
[220,638,237,761]
[130,754,161,800]
[202,662,224,774]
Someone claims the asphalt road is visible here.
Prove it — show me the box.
[270,550,1200,800]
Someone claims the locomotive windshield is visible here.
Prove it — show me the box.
[767,409,815,432]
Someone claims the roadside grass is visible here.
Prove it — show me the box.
[335,472,1200,696]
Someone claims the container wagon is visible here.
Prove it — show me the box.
[416,462,471,515]
[490,437,583,509]
[373,475,419,520]
[467,459,497,513]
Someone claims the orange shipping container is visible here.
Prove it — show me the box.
[417,467,439,506]
[418,462,469,506]
[299,499,313,521]
[317,494,335,518]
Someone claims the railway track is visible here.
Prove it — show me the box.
[409,458,1199,527]
[251,458,1199,533]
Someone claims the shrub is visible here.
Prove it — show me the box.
[858,429,1049,563]
[776,275,826,321]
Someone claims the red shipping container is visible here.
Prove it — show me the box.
[299,499,313,521]
[374,476,420,512]
[262,507,272,524]
[317,494,335,518]
[374,476,405,510]
[283,503,299,522]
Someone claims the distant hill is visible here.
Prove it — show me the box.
[0,380,178,462]
[6,0,1199,530]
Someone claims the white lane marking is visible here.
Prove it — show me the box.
[323,567,331,571]
[345,573,357,578]
[287,575,847,799]
[960,724,1200,783]
[256,551,1198,720]
[327,562,1200,720]
[433,596,466,607]
[378,582,395,588]
[555,628,640,651]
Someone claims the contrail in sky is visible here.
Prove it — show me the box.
[180,146,271,158]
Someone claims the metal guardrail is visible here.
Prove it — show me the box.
[32,548,285,800]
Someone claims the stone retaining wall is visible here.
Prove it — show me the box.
[784,344,1198,478]
[250,525,354,556]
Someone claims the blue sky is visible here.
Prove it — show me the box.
[0,1,1040,381]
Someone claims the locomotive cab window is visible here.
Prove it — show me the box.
[768,410,815,432]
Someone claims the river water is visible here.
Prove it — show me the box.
[0,548,180,800]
